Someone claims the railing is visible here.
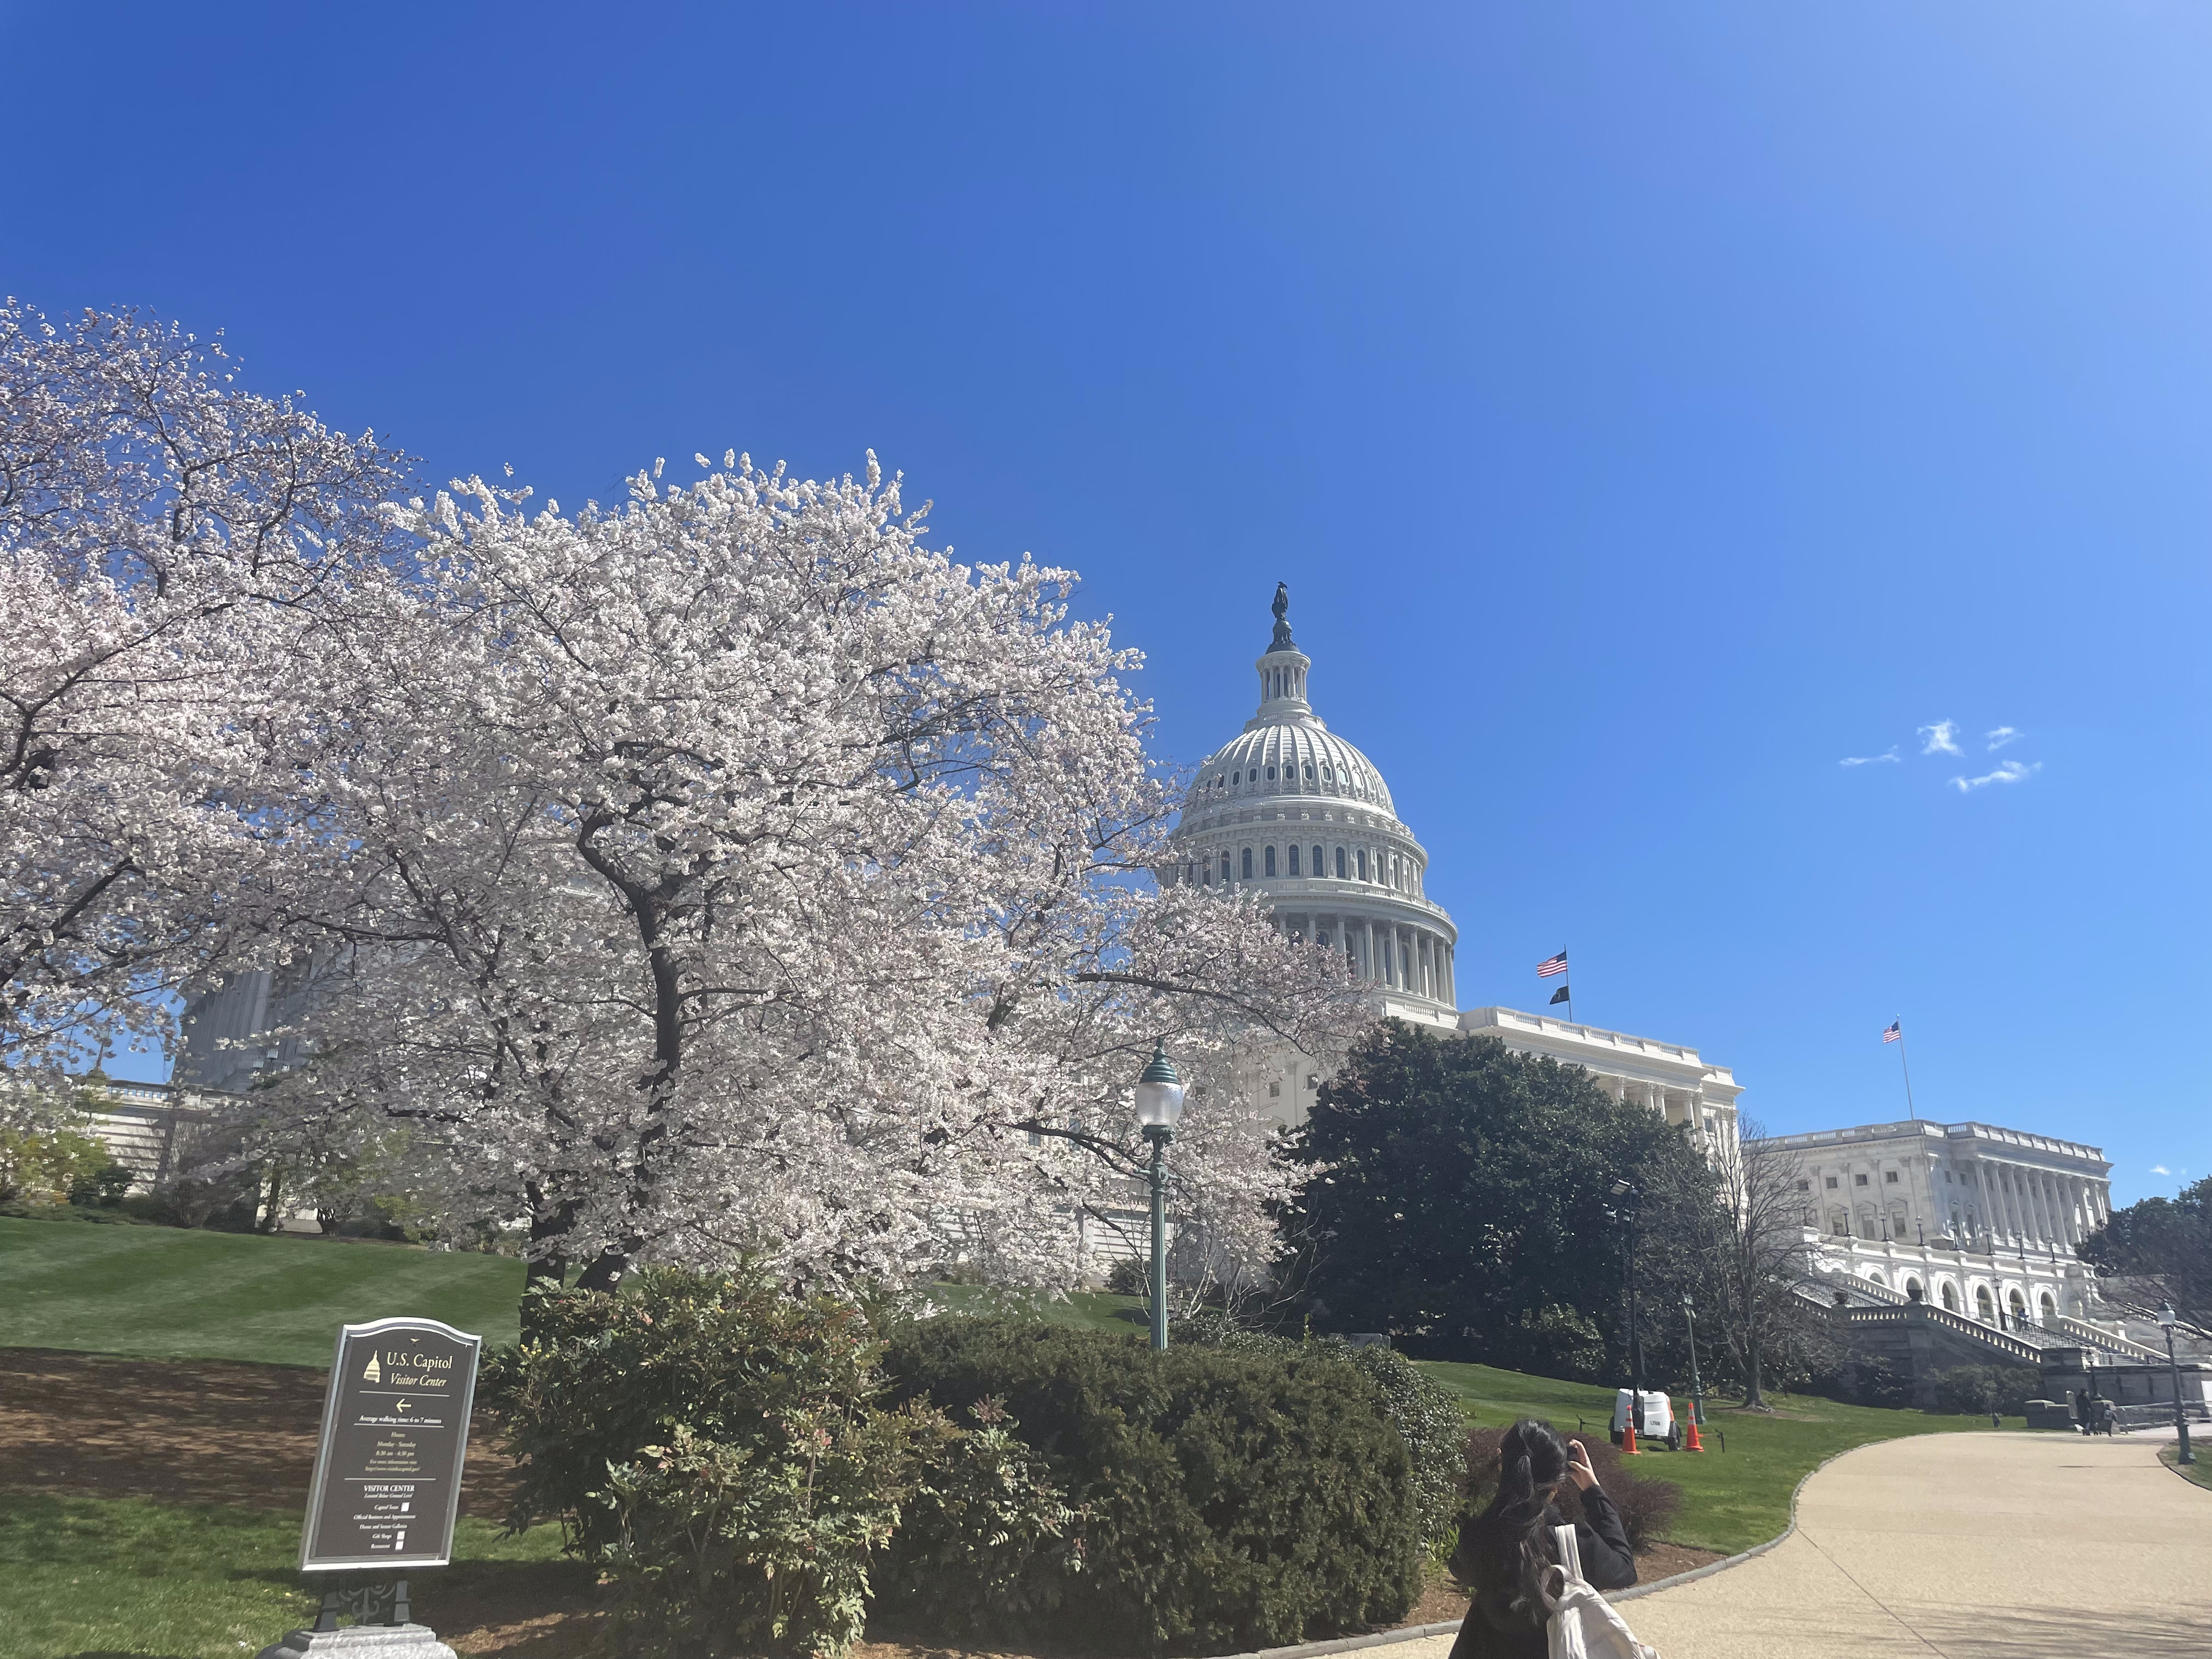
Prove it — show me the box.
[1908,1302,2049,1363]
[1811,1294,2049,1365]
[2045,1314,2164,1363]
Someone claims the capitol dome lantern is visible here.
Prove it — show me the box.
[1169,585,1457,1018]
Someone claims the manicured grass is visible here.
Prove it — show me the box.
[2163,1441,2212,1491]
[928,1280,1148,1334]
[1,1219,2021,1565]
[0,1495,567,1659]
[0,1214,526,1367]
[1414,1359,2027,1555]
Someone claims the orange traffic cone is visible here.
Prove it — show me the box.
[1684,1402,1705,1453]
[1621,1420,1641,1455]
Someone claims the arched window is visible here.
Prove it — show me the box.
[1335,847,1347,879]
[2038,1290,2056,1325]
[1975,1285,1996,1321]
[1322,764,1333,782]
[2008,1289,2027,1318]
[1304,763,1314,779]
[1358,848,1369,881]
[1240,847,1252,881]
[1218,851,1231,883]
[1318,929,1331,946]
[1286,844,1300,876]
[1904,1277,1923,1301]
[1264,845,1277,877]
[1941,1282,1960,1312]
[1312,844,1324,875]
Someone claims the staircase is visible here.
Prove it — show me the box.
[2044,1313,2165,1364]
[1809,1273,2162,1363]
[1795,1285,2047,1372]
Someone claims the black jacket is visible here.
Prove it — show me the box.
[1446,1486,1638,1659]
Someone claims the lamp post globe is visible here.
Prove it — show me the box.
[2157,1304,2196,1465]
[1135,1042,1186,1134]
[1134,1042,1184,1352]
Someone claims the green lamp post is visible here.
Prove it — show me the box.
[1134,1042,1186,1352]
[2158,1304,2196,1466]
[1682,1293,1706,1431]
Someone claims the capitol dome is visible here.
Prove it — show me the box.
[1169,587,1457,1016]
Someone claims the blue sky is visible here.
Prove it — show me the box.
[6,4,2205,1202]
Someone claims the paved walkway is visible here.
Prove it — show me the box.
[1398,1431,2212,1658]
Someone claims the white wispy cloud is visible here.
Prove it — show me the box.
[1918,720,1963,756]
[1839,747,1901,767]
[2151,1165,2171,1175]
[1985,726,2021,751]
[1950,760,2042,793]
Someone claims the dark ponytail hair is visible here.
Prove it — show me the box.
[1469,1417,1572,1623]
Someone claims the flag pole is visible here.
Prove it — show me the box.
[1895,1023,1917,1116]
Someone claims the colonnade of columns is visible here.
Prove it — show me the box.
[1965,1160,2109,1252]
[1278,912,1454,1006]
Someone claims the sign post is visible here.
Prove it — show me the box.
[257,1317,482,1659]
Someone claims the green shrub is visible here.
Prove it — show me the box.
[68,1161,135,1206]
[1169,1310,1465,1553]
[870,1396,1085,1643]
[1502,1304,1607,1380]
[484,1267,939,1658]
[1854,1356,1911,1409]
[0,1124,110,1204]
[883,1314,1423,1654]
[1104,1256,1149,1297]
[1927,1364,2039,1417]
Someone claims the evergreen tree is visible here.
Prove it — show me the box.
[1279,1022,1720,1375]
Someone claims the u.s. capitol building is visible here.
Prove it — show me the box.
[1164,588,1743,1155]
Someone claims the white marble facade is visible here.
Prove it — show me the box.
[1756,1119,2116,1327]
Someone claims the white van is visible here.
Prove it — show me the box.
[1608,1388,1678,1449]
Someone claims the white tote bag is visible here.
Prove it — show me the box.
[1545,1523,1660,1659]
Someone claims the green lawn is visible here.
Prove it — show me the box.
[2163,1441,2212,1492]
[0,1217,2016,1567]
[0,1214,526,1367]
[927,1280,1149,1334]
[1414,1359,2027,1555]
[0,1495,571,1659]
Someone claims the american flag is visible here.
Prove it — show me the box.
[1882,1020,1901,1043]
[1537,951,1568,978]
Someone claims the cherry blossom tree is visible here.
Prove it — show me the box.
[262,456,1366,1291]
[0,301,407,1085]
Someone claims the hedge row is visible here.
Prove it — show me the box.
[881,1315,1425,1653]
[485,1272,1435,1658]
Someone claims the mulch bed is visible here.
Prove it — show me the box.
[0,1346,1719,1657]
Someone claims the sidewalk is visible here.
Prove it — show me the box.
[1393,1431,2212,1658]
